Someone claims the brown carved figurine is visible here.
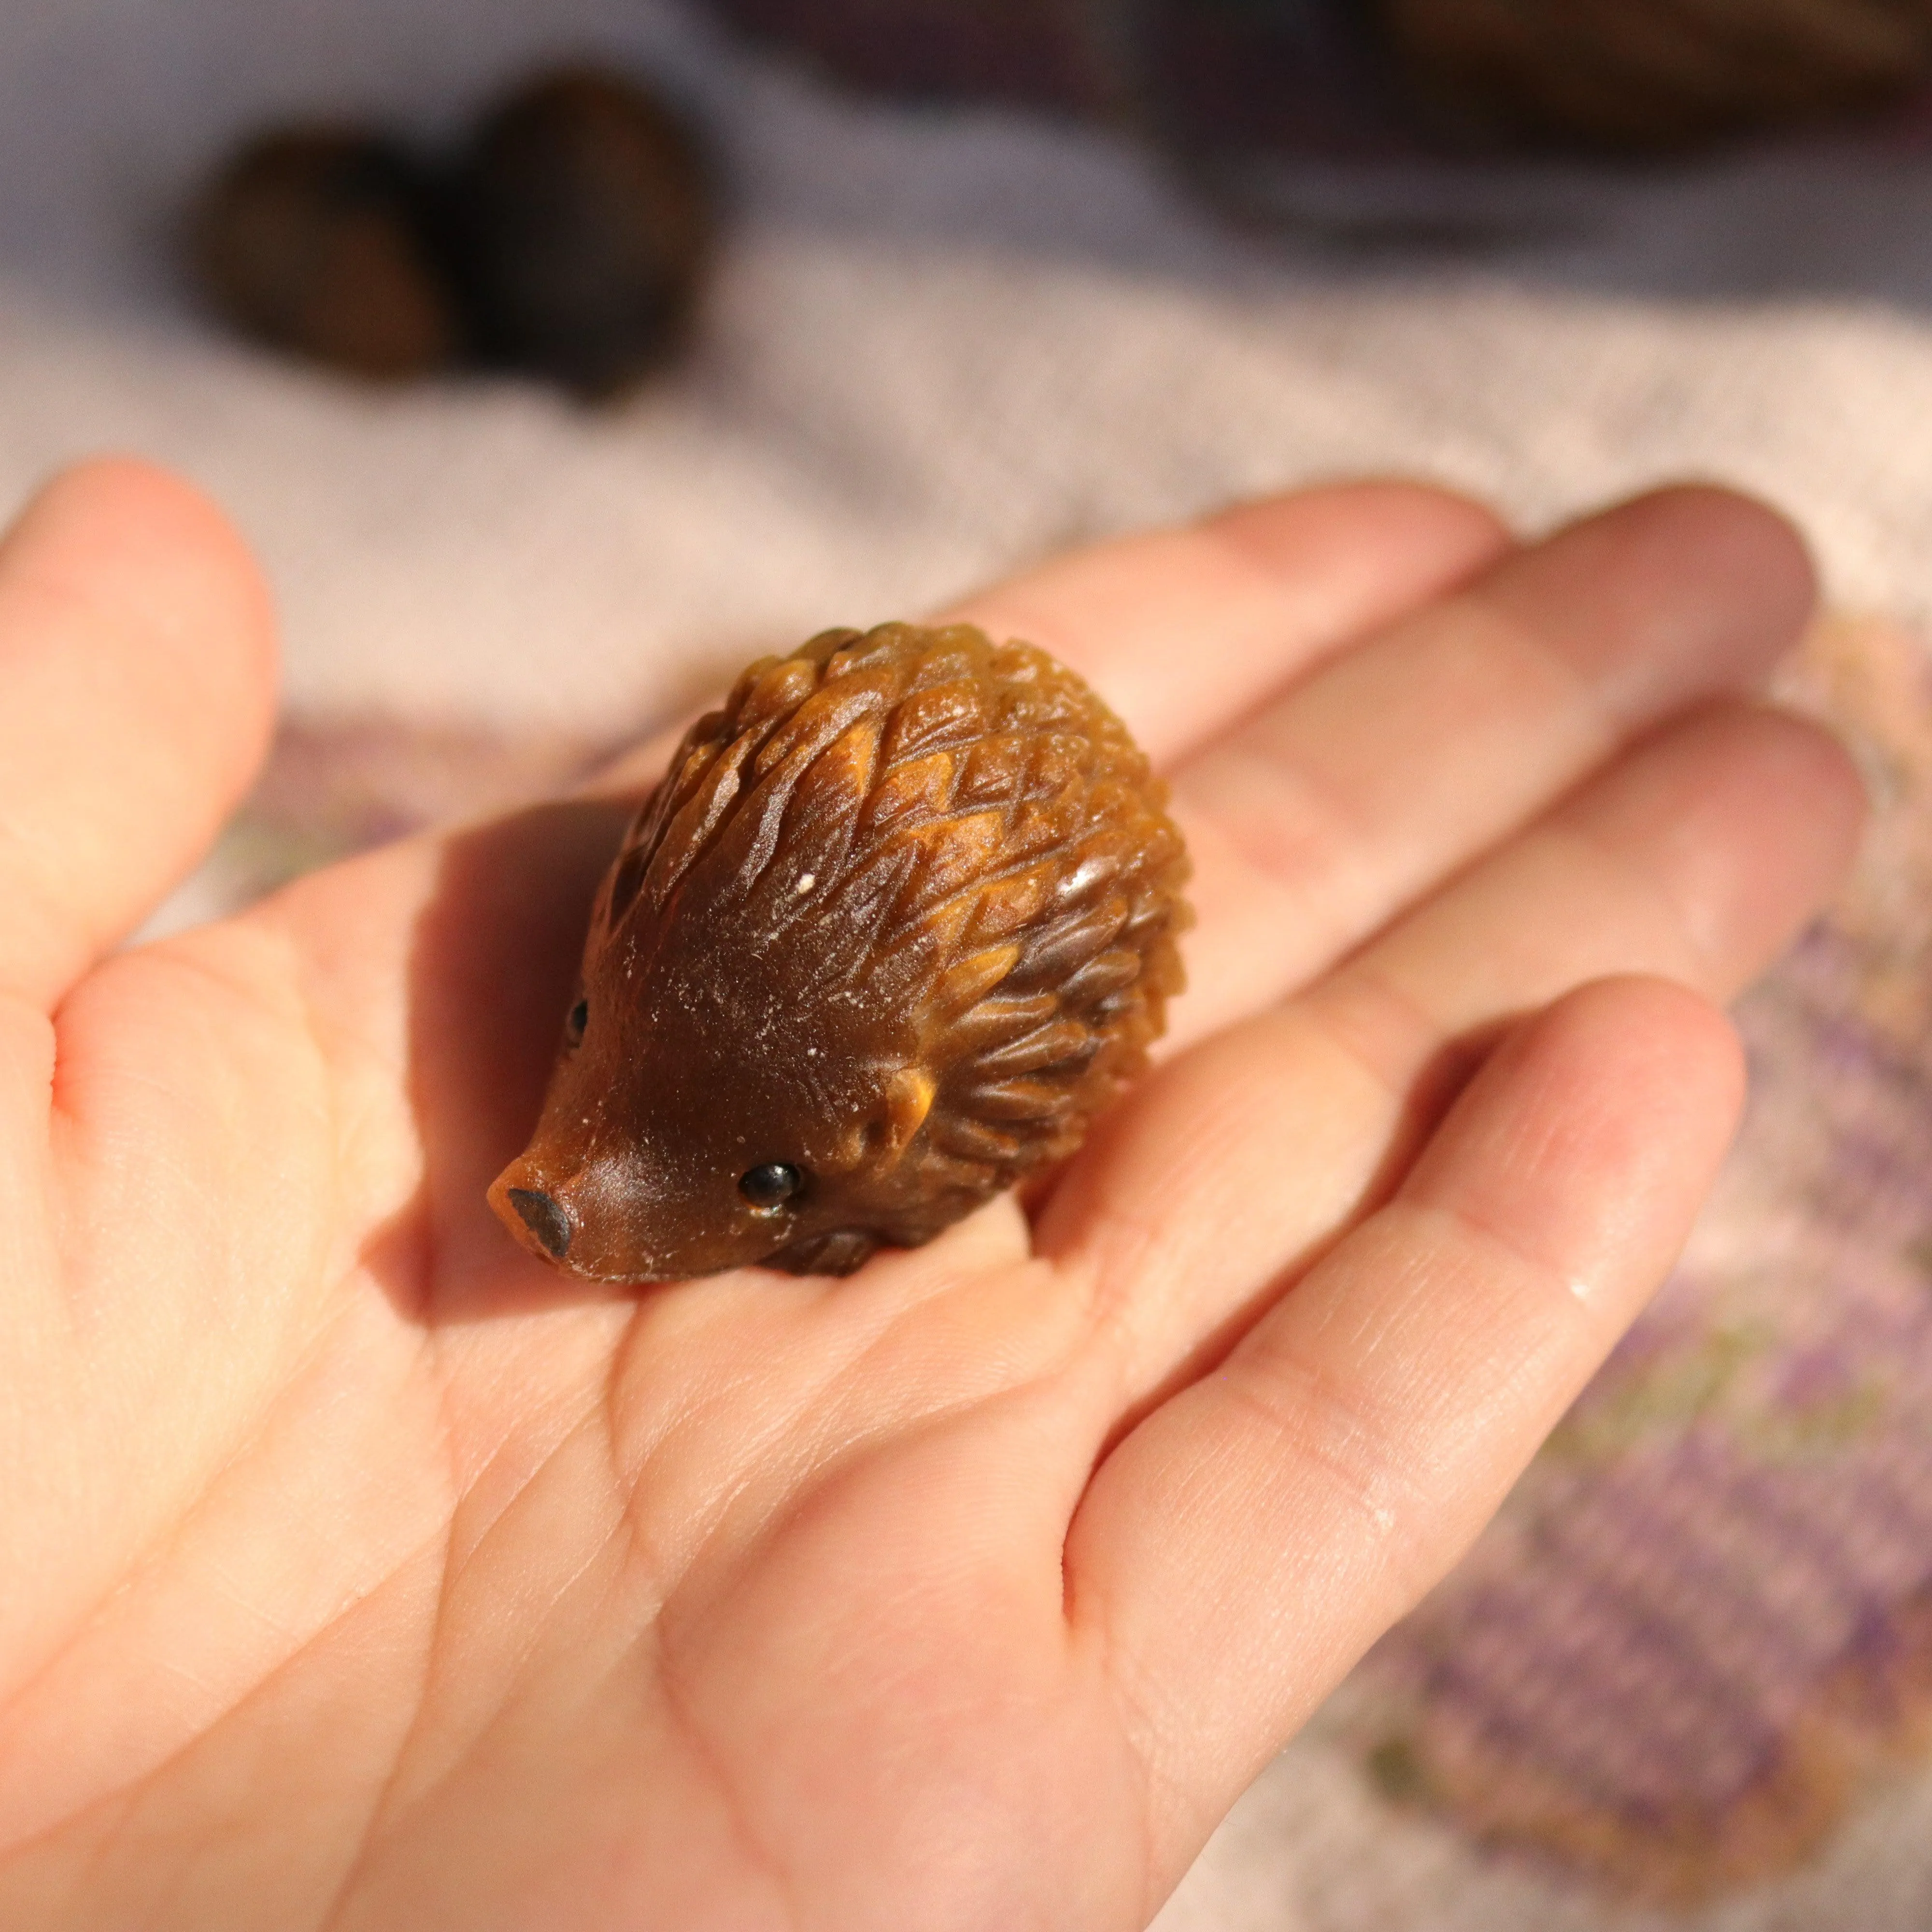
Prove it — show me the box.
[490,621,1191,1281]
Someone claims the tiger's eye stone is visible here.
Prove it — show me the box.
[490,621,1192,1281]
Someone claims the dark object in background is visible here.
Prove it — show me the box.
[707,0,1109,112]
[189,65,715,399]
[448,69,714,398]
[192,130,459,380]
[701,0,1932,157]
[1136,1,1416,162]
[490,620,1191,1283]
[1382,0,1932,154]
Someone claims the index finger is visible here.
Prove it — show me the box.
[590,479,1510,797]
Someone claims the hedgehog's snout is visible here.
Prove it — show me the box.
[489,1150,597,1270]
[506,1186,573,1259]
[492,1136,725,1282]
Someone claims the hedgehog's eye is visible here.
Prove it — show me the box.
[565,998,589,1047]
[739,1163,805,1209]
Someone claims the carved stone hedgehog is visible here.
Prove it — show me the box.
[489,621,1191,1280]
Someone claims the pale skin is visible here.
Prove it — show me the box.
[0,460,1864,1931]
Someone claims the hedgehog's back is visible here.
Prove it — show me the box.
[597,619,1192,1269]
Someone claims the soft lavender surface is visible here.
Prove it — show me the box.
[1340,623,1932,1899]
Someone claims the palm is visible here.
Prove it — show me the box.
[0,464,1861,1930]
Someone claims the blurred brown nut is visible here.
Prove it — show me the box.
[1378,0,1932,154]
[191,128,459,380]
[449,67,717,399]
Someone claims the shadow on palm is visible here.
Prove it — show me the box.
[367,793,641,1326]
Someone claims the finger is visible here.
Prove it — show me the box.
[1066,977,1746,1869]
[944,481,1511,764]
[0,459,277,1009]
[1166,485,1820,1044]
[1043,700,1864,1405]
[586,479,1509,803]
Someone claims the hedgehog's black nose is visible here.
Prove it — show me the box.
[508,1187,573,1260]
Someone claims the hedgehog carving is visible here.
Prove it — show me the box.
[489,621,1192,1280]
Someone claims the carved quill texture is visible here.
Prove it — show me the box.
[491,621,1190,1281]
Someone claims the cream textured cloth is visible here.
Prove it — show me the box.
[14,0,1932,736]
[7,2,1932,1926]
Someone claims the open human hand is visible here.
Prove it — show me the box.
[0,461,1862,1930]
